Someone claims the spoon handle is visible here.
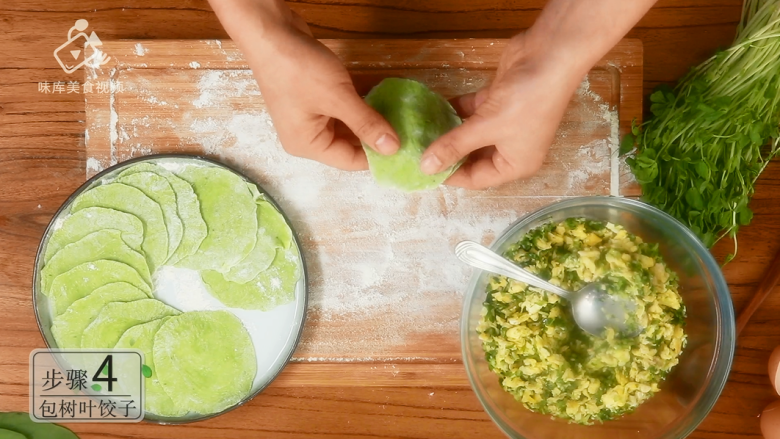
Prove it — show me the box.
[455,240,572,300]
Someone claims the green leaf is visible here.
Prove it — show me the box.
[685,187,705,211]
[620,133,636,156]
[749,122,766,146]
[718,211,733,228]
[631,119,641,137]
[694,161,710,180]
[650,103,667,116]
[738,205,753,225]
[701,232,716,248]
[142,364,153,378]
[642,148,658,160]
[650,90,667,103]
[91,383,102,392]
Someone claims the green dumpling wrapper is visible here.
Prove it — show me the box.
[41,229,152,296]
[80,299,179,349]
[48,260,152,316]
[221,200,280,284]
[70,183,169,271]
[362,78,462,191]
[114,317,187,418]
[153,311,257,415]
[116,171,184,263]
[202,247,301,310]
[51,282,150,348]
[44,206,144,263]
[117,162,208,265]
[176,166,257,273]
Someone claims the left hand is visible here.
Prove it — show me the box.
[420,33,586,190]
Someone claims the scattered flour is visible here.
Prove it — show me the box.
[134,43,148,56]
[86,157,104,173]
[185,108,535,357]
[84,66,621,360]
[189,61,201,68]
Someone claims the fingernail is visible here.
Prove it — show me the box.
[375,134,399,154]
[421,154,442,175]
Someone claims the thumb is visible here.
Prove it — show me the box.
[450,87,490,118]
[336,93,400,155]
[420,115,492,175]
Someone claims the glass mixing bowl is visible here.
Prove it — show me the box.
[460,196,734,439]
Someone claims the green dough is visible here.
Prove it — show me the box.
[70,183,169,271]
[48,260,152,316]
[257,200,293,250]
[41,230,152,295]
[246,186,292,249]
[0,429,25,439]
[362,78,463,191]
[51,282,150,349]
[202,247,301,310]
[118,163,208,265]
[0,412,79,439]
[116,171,183,263]
[222,201,281,284]
[114,317,187,418]
[176,166,257,272]
[153,311,256,415]
[44,207,144,263]
[81,299,179,349]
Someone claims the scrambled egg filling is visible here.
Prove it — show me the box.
[478,218,686,424]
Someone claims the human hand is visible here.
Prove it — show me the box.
[419,33,586,190]
[209,1,399,170]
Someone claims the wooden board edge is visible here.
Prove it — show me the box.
[98,38,643,71]
[615,39,643,197]
[84,56,118,178]
[270,362,470,388]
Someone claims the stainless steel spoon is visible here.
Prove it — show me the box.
[455,240,643,338]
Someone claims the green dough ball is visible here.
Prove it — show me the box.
[48,260,152,316]
[116,171,184,263]
[202,247,301,310]
[51,282,150,348]
[0,429,25,439]
[153,311,257,415]
[118,163,208,265]
[44,207,144,263]
[41,230,151,296]
[114,317,187,418]
[362,78,462,191]
[81,299,179,349]
[71,183,169,271]
[176,166,257,272]
[0,413,78,439]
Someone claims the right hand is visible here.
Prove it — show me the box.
[211,2,399,170]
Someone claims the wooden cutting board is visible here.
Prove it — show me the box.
[84,39,642,372]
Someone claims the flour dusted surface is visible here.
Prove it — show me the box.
[86,66,618,360]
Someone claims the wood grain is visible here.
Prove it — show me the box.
[737,246,780,336]
[2,1,779,438]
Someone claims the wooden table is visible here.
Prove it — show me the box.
[1,1,779,438]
